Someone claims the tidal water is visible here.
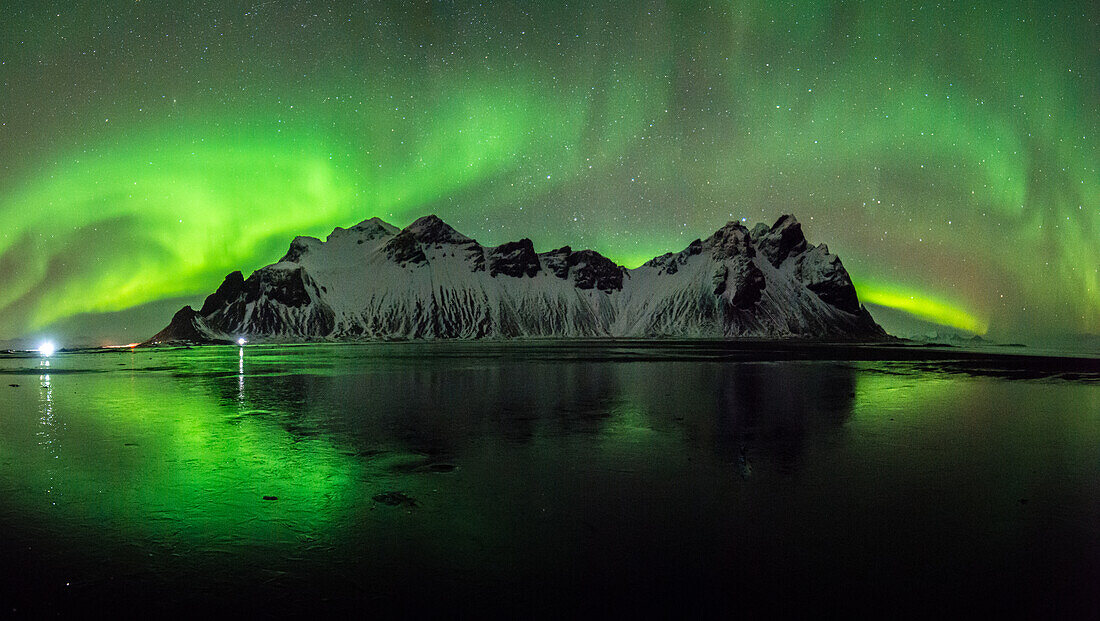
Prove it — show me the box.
[0,342,1097,617]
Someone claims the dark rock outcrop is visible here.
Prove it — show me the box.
[202,266,335,337]
[540,247,624,292]
[488,239,541,278]
[644,238,703,276]
[144,307,224,345]
[795,245,861,314]
[756,215,808,267]
[715,256,766,309]
[199,271,245,316]
[705,222,756,260]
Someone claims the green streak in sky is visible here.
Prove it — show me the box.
[0,75,624,331]
[0,0,1095,339]
[854,280,989,335]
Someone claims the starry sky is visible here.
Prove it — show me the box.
[0,0,1096,344]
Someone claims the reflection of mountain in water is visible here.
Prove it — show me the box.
[198,352,856,476]
[714,364,856,474]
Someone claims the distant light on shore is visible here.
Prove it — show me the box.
[38,341,57,357]
[238,338,247,346]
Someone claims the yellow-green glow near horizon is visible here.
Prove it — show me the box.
[1,1,1096,340]
[855,281,989,335]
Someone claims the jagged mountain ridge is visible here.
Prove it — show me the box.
[146,214,885,343]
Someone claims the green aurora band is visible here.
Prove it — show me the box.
[0,1,1095,340]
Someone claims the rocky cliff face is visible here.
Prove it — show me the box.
[144,214,886,344]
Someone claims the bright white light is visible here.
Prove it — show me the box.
[38,341,56,357]
[237,338,247,346]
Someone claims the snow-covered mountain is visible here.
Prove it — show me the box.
[145,214,886,343]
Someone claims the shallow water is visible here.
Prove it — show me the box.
[0,342,1097,616]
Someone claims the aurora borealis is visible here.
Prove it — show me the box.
[0,1,1096,342]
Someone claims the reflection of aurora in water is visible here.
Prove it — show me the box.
[0,344,1097,615]
[5,351,366,550]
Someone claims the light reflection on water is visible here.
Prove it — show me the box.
[0,343,1096,615]
[37,361,58,508]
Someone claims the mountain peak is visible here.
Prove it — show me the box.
[199,271,245,315]
[772,214,800,229]
[704,221,754,259]
[354,216,395,228]
[349,216,399,236]
[403,215,471,244]
[757,214,808,267]
[280,236,322,263]
[326,216,399,243]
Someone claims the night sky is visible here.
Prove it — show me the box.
[1,1,1096,343]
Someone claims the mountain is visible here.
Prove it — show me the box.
[906,332,989,345]
[144,214,886,344]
